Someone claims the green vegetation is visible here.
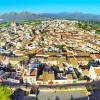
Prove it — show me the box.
[55,45,64,51]
[86,86,96,91]
[32,19,41,25]
[0,22,11,28]
[78,21,95,31]
[92,22,100,34]
[17,19,41,25]
[78,77,84,80]
[78,21,100,34]
[91,21,100,28]
[96,30,100,34]
[17,20,32,24]
[72,80,77,84]
[0,20,41,28]
[0,86,13,100]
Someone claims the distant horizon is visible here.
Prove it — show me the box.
[0,0,100,15]
[0,11,100,16]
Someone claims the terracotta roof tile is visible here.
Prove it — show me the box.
[95,54,100,59]
[95,68,100,75]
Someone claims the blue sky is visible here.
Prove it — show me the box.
[0,0,100,14]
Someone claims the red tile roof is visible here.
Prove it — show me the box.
[95,54,100,59]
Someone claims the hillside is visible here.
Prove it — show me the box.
[0,12,100,21]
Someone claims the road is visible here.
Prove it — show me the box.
[1,80,100,100]
[0,79,100,88]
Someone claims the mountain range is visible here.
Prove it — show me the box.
[0,11,100,22]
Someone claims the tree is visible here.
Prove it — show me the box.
[55,45,64,52]
[78,22,82,28]
[86,86,96,91]
[0,86,13,100]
